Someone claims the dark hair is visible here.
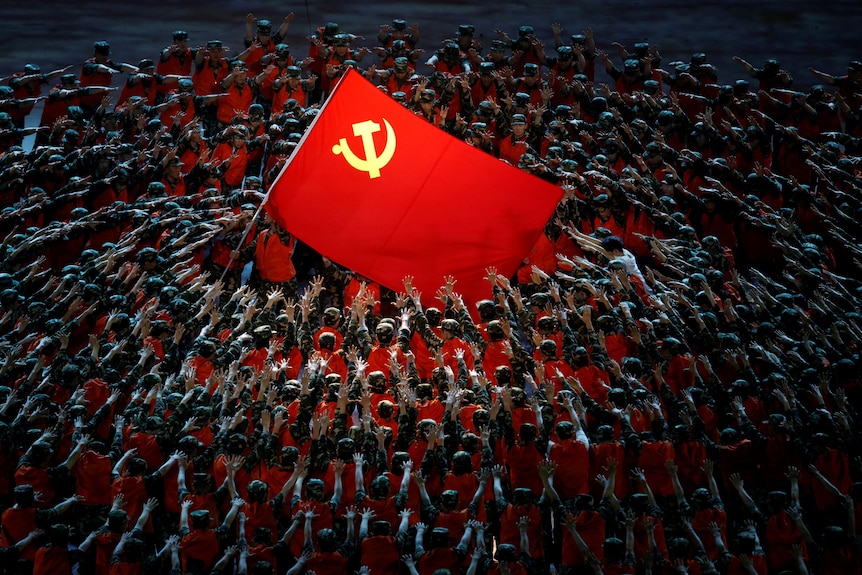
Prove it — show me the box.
[600,235,624,252]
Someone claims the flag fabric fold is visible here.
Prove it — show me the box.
[265,68,563,304]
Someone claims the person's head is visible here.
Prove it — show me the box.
[192,472,214,494]
[270,46,291,71]
[305,478,325,501]
[417,418,437,441]
[734,529,758,555]
[539,338,558,359]
[440,489,459,511]
[190,509,211,529]
[48,524,70,547]
[279,445,299,468]
[253,527,273,546]
[658,336,682,358]
[673,423,691,444]
[476,299,496,322]
[522,62,540,82]
[126,457,148,476]
[230,123,249,146]
[60,73,78,88]
[107,508,129,532]
[325,376,342,400]
[418,88,436,108]
[223,431,245,455]
[821,525,850,550]
[691,487,712,510]
[460,431,479,453]
[629,493,650,515]
[247,479,269,502]
[442,42,461,66]
[536,315,555,336]
[595,424,615,444]
[600,235,624,255]
[13,484,35,507]
[252,325,272,349]
[370,474,391,499]
[510,113,528,136]
[489,39,508,60]
[336,437,356,461]
[370,413,391,440]
[93,41,111,61]
[510,387,527,407]
[762,58,781,76]
[452,450,473,475]
[332,33,351,51]
[604,536,625,562]
[622,58,640,78]
[368,370,388,394]
[556,420,575,441]
[440,318,460,340]
[767,490,788,513]
[376,321,395,345]
[172,30,189,45]
[318,331,336,351]
[518,423,537,443]
[494,365,512,385]
[317,528,338,552]
[254,19,272,40]
[371,520,392,537]
[247,104,265,126]
[668,537,690,560]
[486,320,505,341]
[415,383,434,404]
[391,451,411,475]
[456,24,475,49]
[472,408,490,429]
[495,543,517,563]
[643,140,663,165]
[571,346,589,368]
[591,194,611,218]
[513,487,534,507]
[429,528,449,548]
[719,427,739,445]
[425,307,442,326]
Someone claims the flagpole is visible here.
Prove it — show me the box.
[257,68,355,208]
[217,174,252,287]
[215,70,356,288]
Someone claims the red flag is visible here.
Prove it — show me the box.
[265,68,562,304]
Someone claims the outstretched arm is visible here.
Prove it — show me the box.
[702,459,722,505]
[631,467,657,508]
[665,459,687,507]
[729,473,760,516]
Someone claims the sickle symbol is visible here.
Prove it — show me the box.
[332,119,397,179]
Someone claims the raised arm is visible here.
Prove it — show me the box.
[729,473,760,516]
[180,499,192,532]
[221,497,245,530]
[330,459,345,509]
[133,497,159,531]
[631,467,657,508]
[413,522,427,558]
[538,459,561,503]
[702,459,722,505]
[665,459,687,507]
[285,548,314,575]
[280,456,308,499]
[468,468,491,511]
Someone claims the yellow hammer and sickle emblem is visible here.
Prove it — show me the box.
[331,119,397,179]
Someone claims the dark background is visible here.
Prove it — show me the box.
[2,1,859,108]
